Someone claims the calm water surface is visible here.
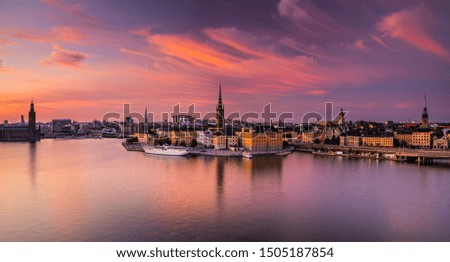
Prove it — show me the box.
[1,139,449,241]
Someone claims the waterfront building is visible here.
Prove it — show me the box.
[361,136,394,147]
[240,128,283,151]
[297,131,315,143]
[412,129,431,148]
[51,119,72,133]
[212,134,227,150]
[215,83,225,131]
[340,135,361,147]
[433,137,448,150]
[226,136,239,148]
[421,92,429,129]
[171,130,197,146]
[196,130,213,147]
[0,101,40,142]
[394,131,413,146]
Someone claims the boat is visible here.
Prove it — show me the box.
[242,151,253,159]
[143,145,189,156]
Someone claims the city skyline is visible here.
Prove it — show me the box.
[1,0,450,122]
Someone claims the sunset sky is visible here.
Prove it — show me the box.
[1,0,449,122]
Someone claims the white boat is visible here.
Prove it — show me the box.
[143,145,189,156]
[242,151,253,159]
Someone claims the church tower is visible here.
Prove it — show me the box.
[338,108,345,125]
[421,92,429,129]
[28,100,38,142]
[215,83,225,131]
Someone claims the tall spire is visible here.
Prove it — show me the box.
[217,82,223,109]
[424,91,427,108]
[421,91,429,129]
[144,106,148,124]
[215,82,225,131]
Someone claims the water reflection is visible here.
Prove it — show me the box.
[216,157,225,209]
[28,142,36,185]
[243,156,283,181]
[1,140,450,241]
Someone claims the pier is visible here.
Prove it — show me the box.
[295,144,450,163]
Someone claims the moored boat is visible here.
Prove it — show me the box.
[143,145,189,156]
[242,151,253,159]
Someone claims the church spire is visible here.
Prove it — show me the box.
[215,82,225,131]
[217,82,223,109]
[424,91,427,109]
[144,106,148,125]
[421,91,429,129]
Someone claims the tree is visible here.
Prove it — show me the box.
[282,140,289,149]
[313,138,320,144]
[190,138,198,148]
[180,141,187,147]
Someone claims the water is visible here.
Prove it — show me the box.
[0,139,449,241]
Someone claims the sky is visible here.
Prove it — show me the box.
[0,0,449,122]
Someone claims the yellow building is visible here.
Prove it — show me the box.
[340,135,360,147]
[394,132,413,146]
[297,131,315,143]
[226,136,239,147]
[133,133,155,144]
[171,130,197,146]
[241,128,283,151]
[212,135,227,150]
[433,137,448,149]
[412,130,431,148]
[361,136,394,147]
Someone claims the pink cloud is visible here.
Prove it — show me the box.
[40,45,87,67]
[13,26,86,44]
[0,59,7,72]
[354,39,368,51]
[41,0,99,26]
[305,90,327,95]
[0,38,16,46]
[277,0,343,36]
[370,35,392,50]
[118,26,410,100]
[377,5,450,60]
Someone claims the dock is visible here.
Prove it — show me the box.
[295,143,450,163]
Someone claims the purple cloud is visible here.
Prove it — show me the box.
[41,45,87,67]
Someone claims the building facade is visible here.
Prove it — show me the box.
[361,136,394,147]
[340,135,361,147]
[297,131,315,143]
[240,128,283,151]
[412,130,431,148]
[171,130,197,146]
[196,130,213,147]
[212,135,227,150]
[394,131,413,146]
[433,137,448,149]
